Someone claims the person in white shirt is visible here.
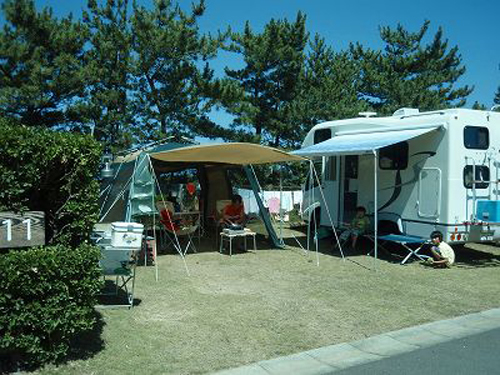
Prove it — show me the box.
[429,230,455,268]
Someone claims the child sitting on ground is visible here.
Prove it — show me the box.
[426,230,455,268]
[338,206,370,250]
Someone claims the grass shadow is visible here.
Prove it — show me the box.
[66,310,106,362]
[452,244,500,269]
[97,279,143,308]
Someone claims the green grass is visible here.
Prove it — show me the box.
[37,237,500,375]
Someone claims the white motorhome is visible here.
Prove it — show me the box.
[297,108,500,244]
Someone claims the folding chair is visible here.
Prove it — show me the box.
[157,201,200,256]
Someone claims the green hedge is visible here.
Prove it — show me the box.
[0,244,102,367]
[0,118,102,247]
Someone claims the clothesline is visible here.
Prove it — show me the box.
[236,188,303,214]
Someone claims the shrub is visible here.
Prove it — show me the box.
[0,117,102,247]
[0,243,102,368]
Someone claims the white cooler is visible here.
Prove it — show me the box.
[110,222,144,249]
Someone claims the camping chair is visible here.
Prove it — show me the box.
[99,245,138,308]
[157,200,200,256]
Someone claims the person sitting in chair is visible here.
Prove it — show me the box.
[427,230,455,268]
[221,194,246,228]
[338,206,370,250]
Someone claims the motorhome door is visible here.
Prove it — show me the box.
[340,155,359,224]
[320,156,340,226]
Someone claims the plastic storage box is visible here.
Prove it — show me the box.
[110,222,144,248]
[476,200,500,222]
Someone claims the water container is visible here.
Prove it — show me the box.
[476,201,500,222]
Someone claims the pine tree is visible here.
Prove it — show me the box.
[350,21,473,115]
[472,101,487,110]
[0,0,88,127]
[298,34,367,131]
[223,12,309,147]
[494,83,500,106]
[82,0,134,149]
[130,0,224,142]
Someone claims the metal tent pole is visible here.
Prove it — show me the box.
[373,150,378,270]
[147,156,159,282]
[308,161,319,266]
[279,164,284,246]
[306,162,312,255]
[148,156,190,276]
[310,161,344,261]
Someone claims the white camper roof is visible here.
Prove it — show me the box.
[301,108,468,148]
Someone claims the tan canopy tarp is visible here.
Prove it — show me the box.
[149,142,305,165]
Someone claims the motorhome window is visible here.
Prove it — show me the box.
[379,142,408,170]
[463,165,490,189]
[325,156,337,181]
[464,126,489,150]
[314,129,332,144]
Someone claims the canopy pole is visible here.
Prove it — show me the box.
[310,161,344,261]
[244,166,283,248]
[279,164,284,246]
[308,161,320,266]
[148,156,190,276]
[148,156,159,282]
[373,150,378,270]
[306,163,312,255]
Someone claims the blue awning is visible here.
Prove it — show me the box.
[293,126,441,157]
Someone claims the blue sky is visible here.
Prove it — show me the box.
[3,0,500,116]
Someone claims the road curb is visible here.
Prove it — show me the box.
[211,307,500,375]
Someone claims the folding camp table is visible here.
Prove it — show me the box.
[374,234,430,265]
[219,228,257,257]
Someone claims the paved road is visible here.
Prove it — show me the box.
[213,308,500,375]
[334,327,500,375]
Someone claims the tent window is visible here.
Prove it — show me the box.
[314,129,332,144]
[463,165,490,189]
[464,126,489,150]
[156,168,200,212]
[379,142,408,170]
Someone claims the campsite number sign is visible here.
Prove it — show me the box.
[0,211,45,248]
